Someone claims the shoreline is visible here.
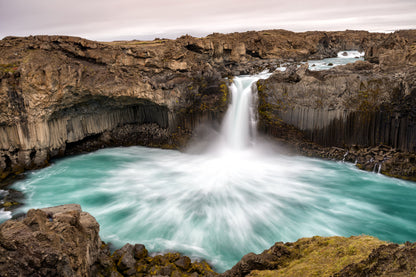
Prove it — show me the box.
[1,204,416,276]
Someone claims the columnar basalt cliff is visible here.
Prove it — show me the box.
[257,30,416,180]
[0,30,414,181]
[0,36,231,180]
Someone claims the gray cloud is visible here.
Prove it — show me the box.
[0,0,415,41]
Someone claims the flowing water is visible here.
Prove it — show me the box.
[0,190,11,222]
[307,50,365,70]
[276,50,365,71]
[2,60,416,273]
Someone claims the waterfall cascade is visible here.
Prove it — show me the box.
[8,65,416,273]
[220,71,271,149]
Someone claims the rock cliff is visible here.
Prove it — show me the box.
[0,30,414,180]
[1,204,416,277]
[257,30,416,179]
[0,204,217,277]
[0,35,230,180]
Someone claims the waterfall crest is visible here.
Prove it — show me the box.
[220,71,271,149]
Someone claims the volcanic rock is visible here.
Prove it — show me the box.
[0,204,102,276]
[2,205,416,276]
[0,204,218,277]
[1,29,415,181]
[257,31,416,179]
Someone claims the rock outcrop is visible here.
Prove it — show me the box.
[0,204,218,277]
[223,236,385,277]
[257,30,416,179]
[258,62,416,152]
[335,241,416,276]
[0,35,230,180]
[223,235,416,277]
[0,204,103,276]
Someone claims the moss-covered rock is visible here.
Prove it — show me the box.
[223,236,385,277]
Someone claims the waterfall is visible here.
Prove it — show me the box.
[11,54,416,274]
[342,151,349,162]
[220,71,271,149]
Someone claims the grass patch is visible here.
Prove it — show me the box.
[248,236,385,277]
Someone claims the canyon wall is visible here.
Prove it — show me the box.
[0,35,232,179]
[259,63,416,152]
[257,31,416,179]
[0,30,413,180]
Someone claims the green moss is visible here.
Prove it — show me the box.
[250,236,385,277]
[0,171,10,180]
[200,102,208,111]
[189,261,215,275]
[2,201,19,208]
[149,265,161,275]
[355,79,385,112]
[0,63,19,73]
[163,252,181,262]
[256,81,264,93]
[256,80,284,126]
[220,83,228,103]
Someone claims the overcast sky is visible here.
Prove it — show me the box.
[1,0,415,41]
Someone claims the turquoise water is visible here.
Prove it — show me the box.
[0,190,11,221]
[2,69,416,273]
[9,145,416,272]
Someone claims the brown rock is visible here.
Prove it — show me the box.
[0,204,104,277]
[2,30,415,181]
[222,242,294,277]
[115,244,136,272]
[335,242,416,276]
[133,243,148,260]
[174,255,191,270]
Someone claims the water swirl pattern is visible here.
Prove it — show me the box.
[3,66,416,273]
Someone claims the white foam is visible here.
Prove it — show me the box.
[337,50,364,58]
[9,69,416,273]
[0,208,12,221]
[308,50,365,71]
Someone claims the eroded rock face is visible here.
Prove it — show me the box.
[0,30,414,180]
[0,204,102,276]
[259,63,416,152]
[0,35,230,180]
[257,31,416,179]
[0,204,218,277]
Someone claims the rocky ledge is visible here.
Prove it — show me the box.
[0,204,216,277]
[1,204,416,277]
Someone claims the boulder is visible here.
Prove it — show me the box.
[0,204,103,276]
